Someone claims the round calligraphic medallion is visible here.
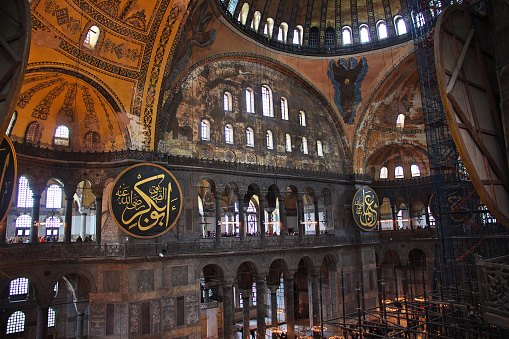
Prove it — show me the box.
[352,186,379,232]
[0,135,17,223]
[110,163,183,239]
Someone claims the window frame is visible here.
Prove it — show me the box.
[245,88,255,113]
[317,140,323,157]
[200,120,211,141]
[380,166,389,179]
[377,20,388,40]
[223,92,233,112]
[359,24,370,44]
[246,127,254,147]
[224,124,234,144]
[395,166,404,179]
[394,16,407,36]
[299,111,306,126]
[285,134,292,152]
[342,26,352,46]
[411,164,421,177]
[84,25,101,50]
[266,130,273,150]
[261,85,274,117]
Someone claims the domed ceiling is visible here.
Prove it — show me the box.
[217,0,412,55]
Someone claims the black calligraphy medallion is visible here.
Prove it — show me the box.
[352,186,379,231]
[110,163,183,238]
[0,135,17,224]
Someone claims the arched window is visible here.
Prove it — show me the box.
[302,137,308,154]
[261,85,273,117]
[252,11,261,31]
[6,311,25,334]
[239,3,249,25]
[45,216,61,237]
[394,16,407,35]
[309,27,319,47]
[15,215,31,237]
[201,120,210,141]
[359,24,370,43]
[245,88,254,113]
[342,26,352,45]
[265,18,274,38]
[48,308,56,328]
[84,131,101,147]
[395,166,404,179]
[224,124,234,144]
[285,134,292,152]
[9,278,29,299]
[6,111,16,135]
[247,200,258,234]
[246,127,254,147]
[299,111,306,126]
[17,176,33,208]
[84,25,101,49]
[227,0,238,15]
[293,25,303,45]
[377,20,388,40]
[278,22,288,42]
[223,92,232,111]
[414,12,425,28]
[54,125,70,146]
[46,184,62,208]
[411,164,421,177]
[325,27,335,47]
[25,121,40,144]
[396,114,405,128]
[380,167,388,179]
[281,97,288,120]
[266,130,273,149]
[317,140,323,157]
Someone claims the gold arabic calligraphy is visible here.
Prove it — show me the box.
[115,174,177,231]
[353,188,378,228]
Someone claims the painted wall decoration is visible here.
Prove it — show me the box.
[110,163,182,238]
[0,136,17,224]
[352,186,379,231]
[327,57,368,125]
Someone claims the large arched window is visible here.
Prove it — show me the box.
[245,88,255,113]
[396,114,405,128]
[395,16,407,35]
[395,166,404,179]
[15,215,31,237]
[9,278,29,300]
[6,311,25,334]
[264,18,274,38]
[325,27,335,47]
[377,20,388,40]
[201,120,210,141]
[48,308,56,327]
[266,130,273,150]
[342,26,352,45]
[25,121,40,144]
[411,164,421,177]
[293,25,303,45]
[359,24,370,43]
[380,167,388,179]
[223,92,232,111]
[299,111,306,126]
[54,125,70,146]
[46,184,62,208]
[285,134,292,152]
[309,27,319,47]
[17,176,33,208]
[252,11,261,31]
[246,200,258,234]
[239,3,249,25]
[278,22,288,42]
[302,137,308,154]
[246,127,254,147]
[84,131,101,147]
[261,85,273,117]
[281,97,288,120]
[84,25,101,49]
[224,124,234,144]
[317,140,323,157]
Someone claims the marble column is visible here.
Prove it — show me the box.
[223,284,234,339]
[425,202,431,227]
[256,280,267,339]
[80,211,87,239]
[408,203,414,230]
[314,200,320,236]
[30,191,42,244]
[284,276,295,339]
[278,196,285,239]
[94,196,102,245]
[76,312,84,339]
[239,195,245,240]
[269,285,278,327]
[259,196,265,241]
[242,290,250,339]
[36,306,49,339]
[329,270,339,321]
[309,274,320,328]
[215,194,222,242]
[297,197,304,238]
[391,204,397,230]
[64,195,73,244]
